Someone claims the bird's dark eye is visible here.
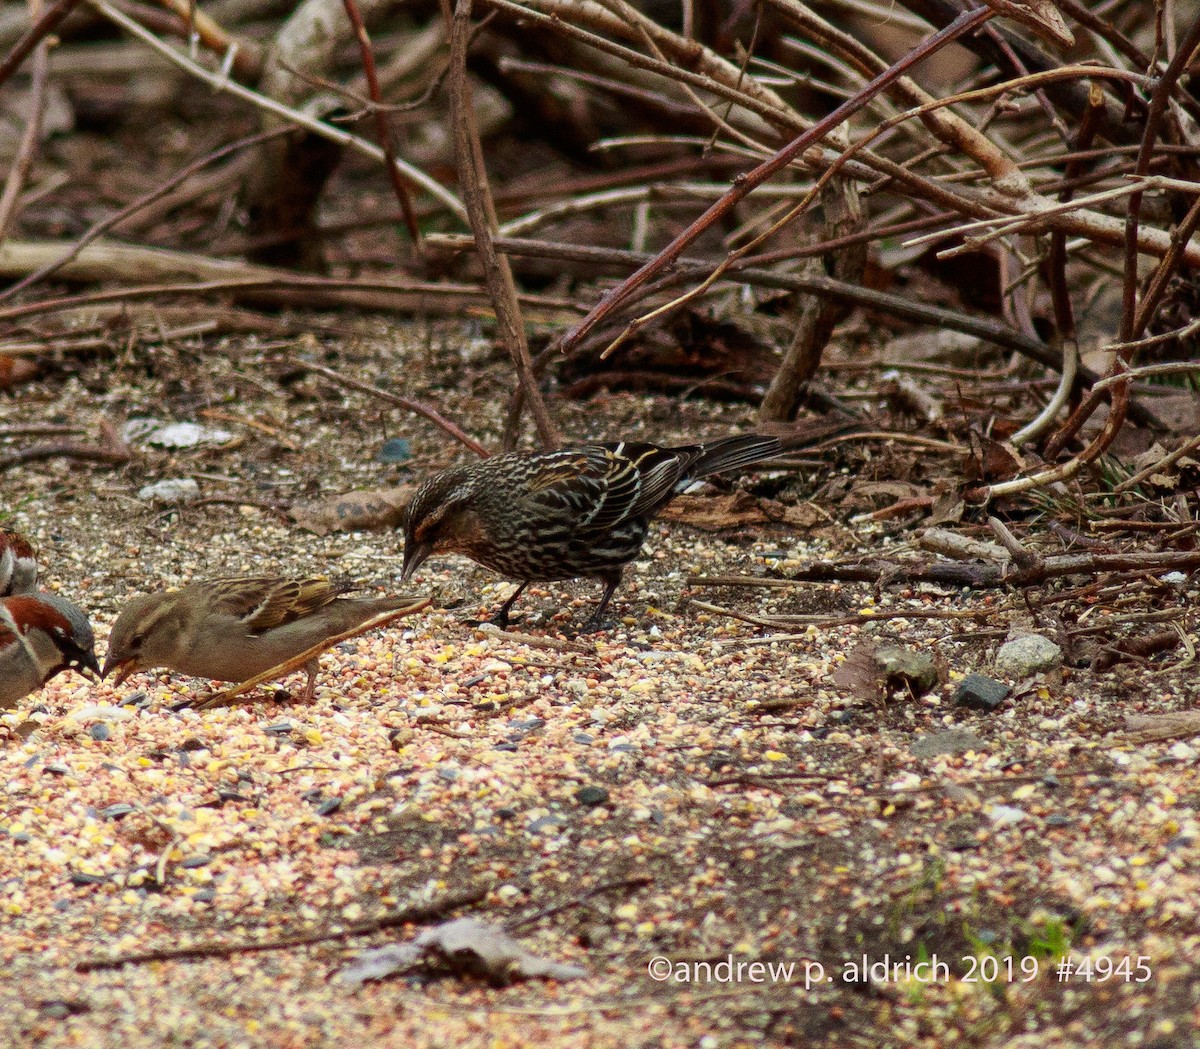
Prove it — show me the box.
[129,633,145,650]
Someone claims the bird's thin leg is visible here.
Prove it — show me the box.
[581,570,623,633]
[302,658,319,702]
[491,581,529,630]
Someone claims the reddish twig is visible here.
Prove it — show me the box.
[339,0,421,246]
[558,5,993,353]
[0,0,50,241]
[302,361,490,458]
[0,0,78,90]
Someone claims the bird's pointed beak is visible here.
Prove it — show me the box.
[101,655,136,687]
[400,541,432,583]
[79,650,103,681]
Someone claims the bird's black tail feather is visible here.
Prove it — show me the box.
[689,434,781,478]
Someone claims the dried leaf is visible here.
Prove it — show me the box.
[831,642,885,704]
[337,917,587,986]
[928,488,965,526]
[290,486,414,536]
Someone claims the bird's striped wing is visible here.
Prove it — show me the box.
[519,444,693,530]
[208,577,348,634]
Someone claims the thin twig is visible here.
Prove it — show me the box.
[0,0,77,90]
[339,0,420,245]
[303,362,489,458]
[0,0,50,241]
[76,884,490,971]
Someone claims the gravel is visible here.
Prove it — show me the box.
[3,320,1199,1048]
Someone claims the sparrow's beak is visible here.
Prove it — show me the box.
[78,649,103,681]
[101,655,136,687]
[400,541,432,583]
[62,642,103,681]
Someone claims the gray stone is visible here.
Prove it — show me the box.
[911,728,986,759]
[875,646,938,695]
[575,786,610,807]
[953,673,1011,712]
[995,634,1062,677]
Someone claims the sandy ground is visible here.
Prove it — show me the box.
[3,319,1199,1049]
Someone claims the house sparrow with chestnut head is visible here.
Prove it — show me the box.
[0,528,39,596]
[0,592,102,708]
[103,577,425,701]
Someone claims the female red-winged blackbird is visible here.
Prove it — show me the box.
[401,434,781,631]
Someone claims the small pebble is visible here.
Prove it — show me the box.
[575,786,610,807]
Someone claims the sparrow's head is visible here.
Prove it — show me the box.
[3,593,101,680]
[102,591,184,686]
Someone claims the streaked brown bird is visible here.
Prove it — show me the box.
[401,434,781,631]
[104,577,427,700]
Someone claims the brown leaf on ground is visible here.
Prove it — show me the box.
[964,434,1023,483]
[831,642,886,705]
[290,486,414,536]
[0,357,38,389]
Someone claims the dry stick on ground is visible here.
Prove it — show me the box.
[447,0,559,449]
[691,547,1200,590]
[0,0,49,240]
[303,362,489,458]
[339,0,420,244]
[558,6,994,353]
[0,0,75,89]
[0,419,131,472]
[0,128,290,304]
[506,875,653,933]
[189,600,431,710]
[0,253,579,323]
[75,883,490,971]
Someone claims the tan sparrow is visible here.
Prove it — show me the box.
[1,528,39,596]
[0,592,102,708]
[103,577,425,700]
